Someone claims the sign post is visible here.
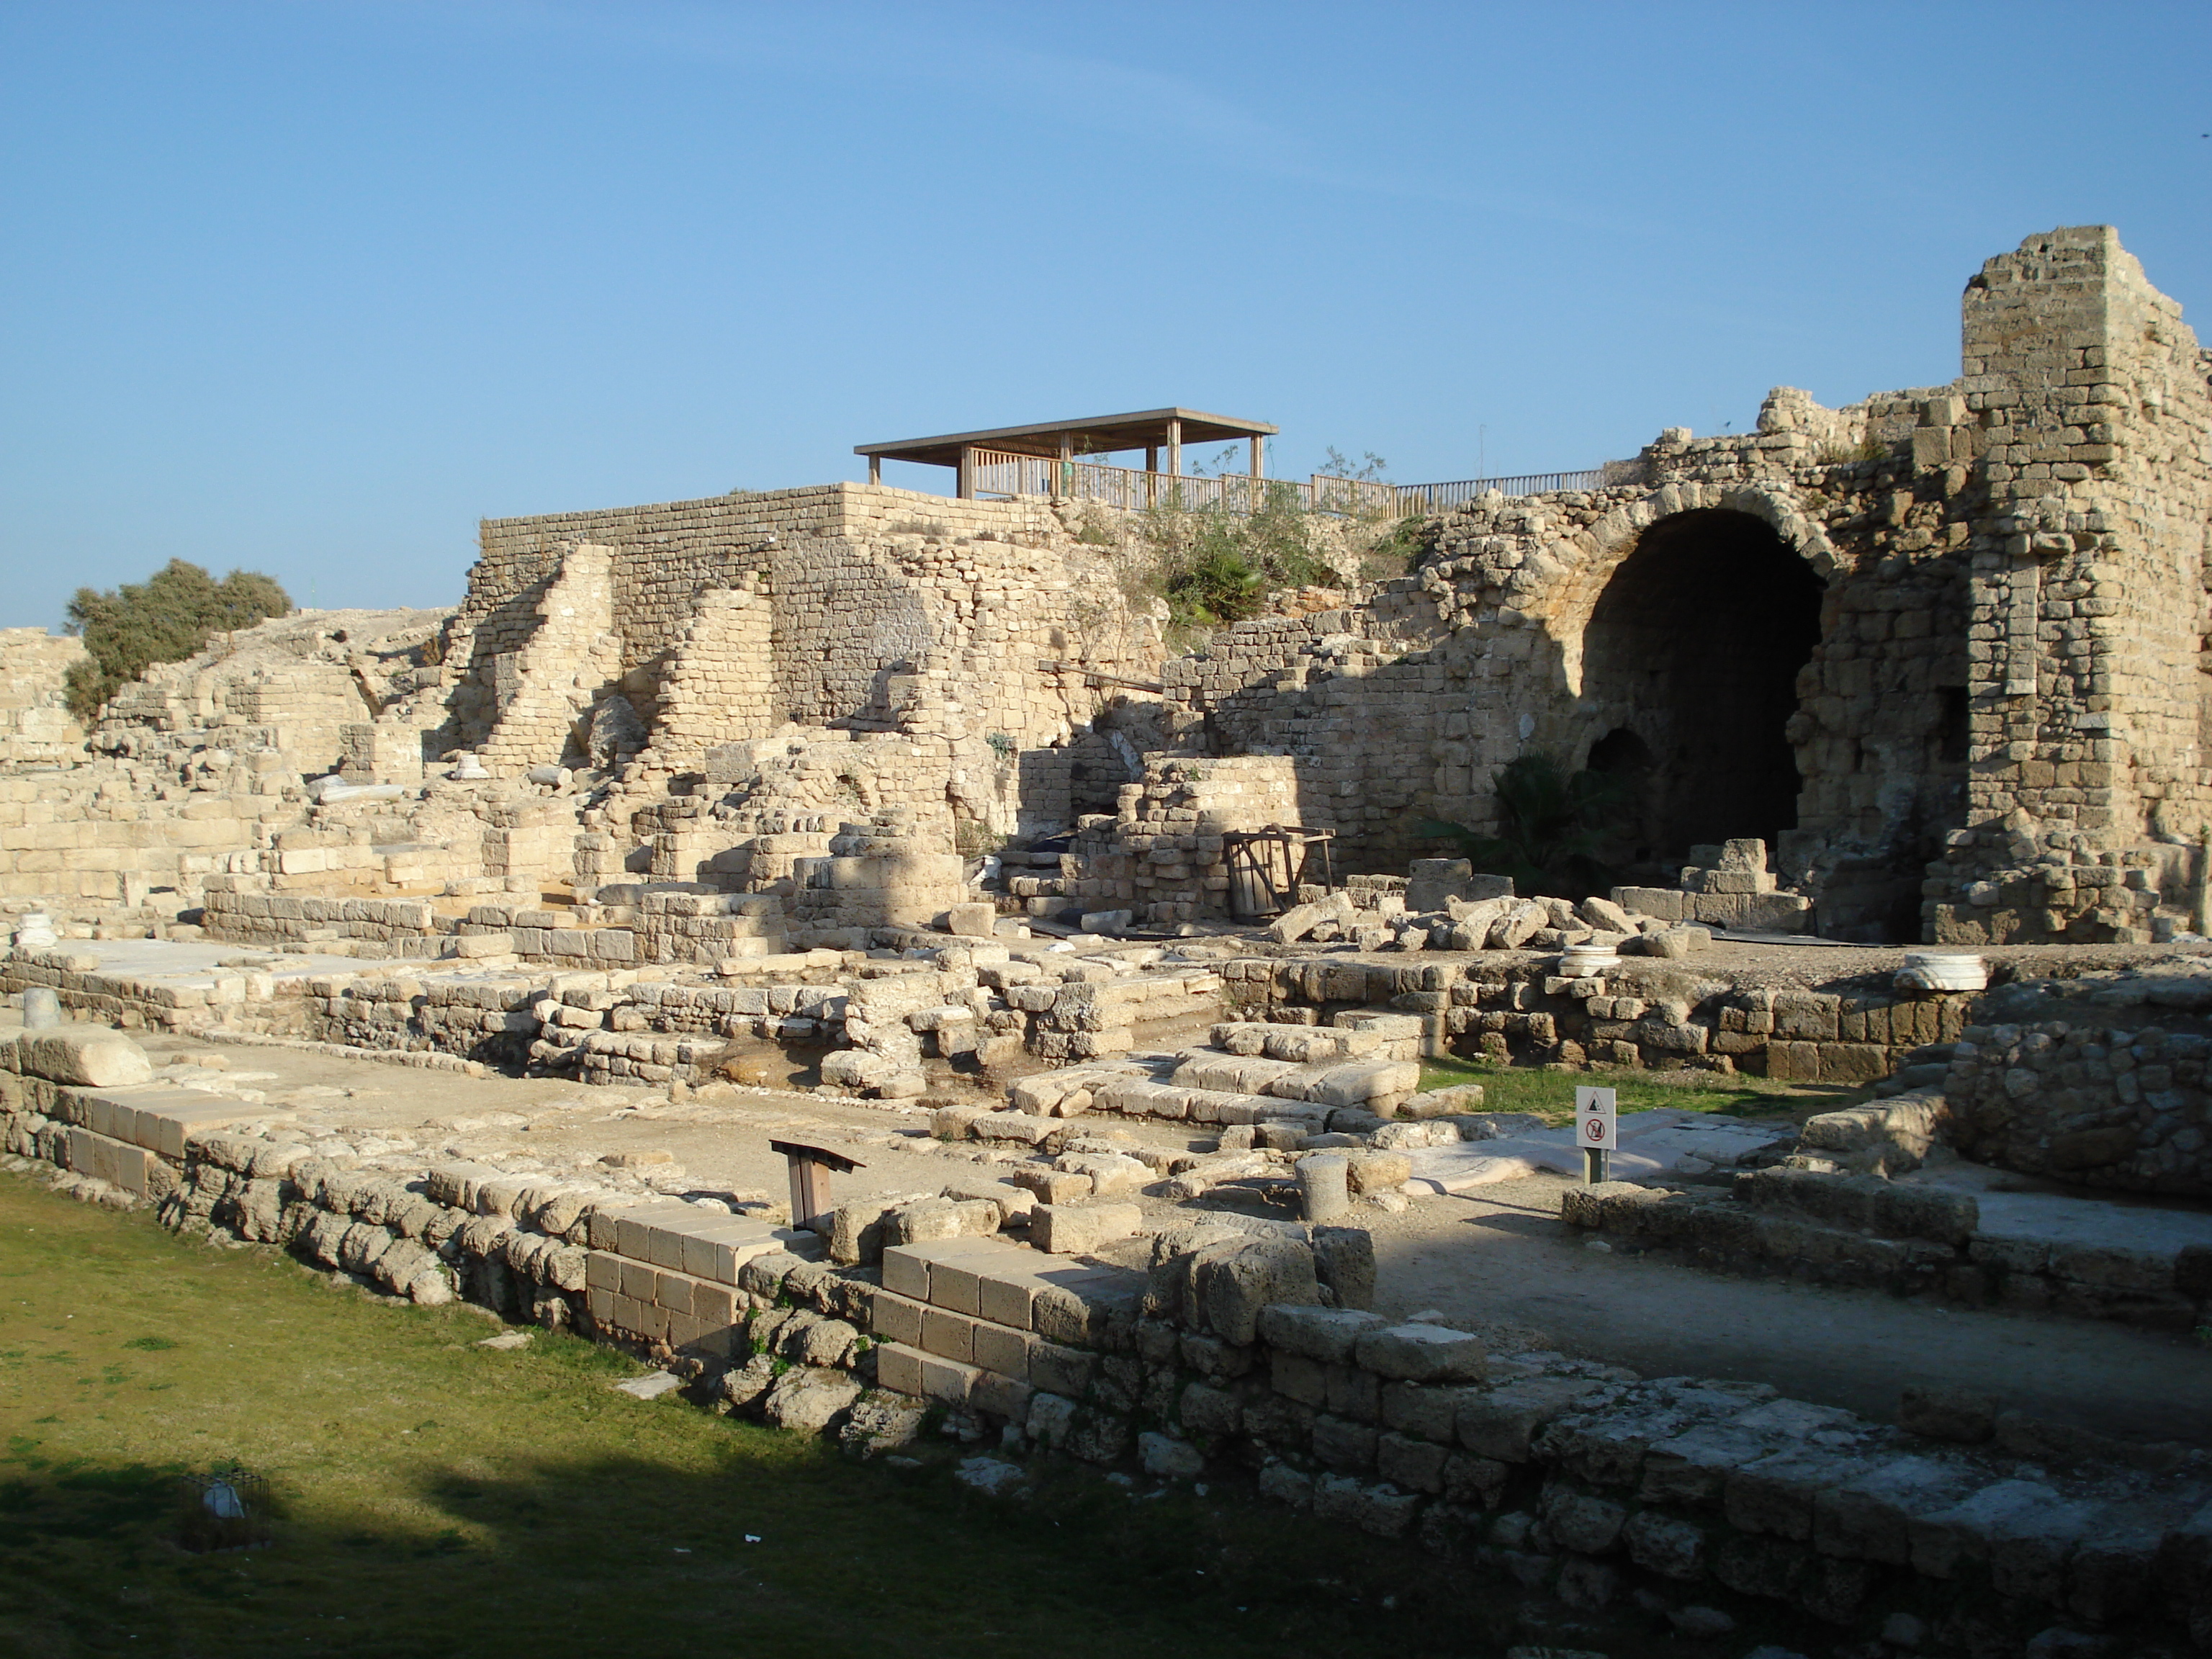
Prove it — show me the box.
[1575,1086,1617,1185]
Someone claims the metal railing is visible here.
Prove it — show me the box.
[1390,472,1606,512]
[968,449,1605,518]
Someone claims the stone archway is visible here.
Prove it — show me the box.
[1578,508,1822,862]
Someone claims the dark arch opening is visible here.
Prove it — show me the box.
[1585,727,1654,779]
[1581,509,1822,860]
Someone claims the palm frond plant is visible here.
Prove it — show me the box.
[1416,753,1632,900]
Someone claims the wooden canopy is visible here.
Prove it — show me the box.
[855,407,1277,494]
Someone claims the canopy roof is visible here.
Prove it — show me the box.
[855,407,1277,469]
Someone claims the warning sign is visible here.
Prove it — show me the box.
[1575,1086,1617,1151]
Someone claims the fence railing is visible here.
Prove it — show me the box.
[1390,472,1606,513]
[968,449,1605,518]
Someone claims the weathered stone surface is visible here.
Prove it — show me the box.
[16,1030,152,1087]
[1354,1322,1486,1383]
[1031,1202,1142,1255]
[763,1365,863,1434]
[1202,1236,1321,1344]
[1257,1303,1385,1363]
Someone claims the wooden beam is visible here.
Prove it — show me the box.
[957,446,976,500]
[868,455,881,485]
[1249,434,1264,478]
[1166,418,1182,477]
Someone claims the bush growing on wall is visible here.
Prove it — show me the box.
[63,559,292,720]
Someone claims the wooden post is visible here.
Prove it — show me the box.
[1058,434,1073,499]
[770,1139,863,1230]
[957,446,976,500]
[1249,434,1264,478]
[2195,824,2212,938]
[867,454,881,485]
[1166,418,1182,478]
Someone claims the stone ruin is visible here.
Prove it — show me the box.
[4,225,2212,1658]
[1,225,2206,952]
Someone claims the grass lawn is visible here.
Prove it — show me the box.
[1416,1054,1869,1126]
[0,1172,1536,1659]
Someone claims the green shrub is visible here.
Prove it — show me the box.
[63,559,291,721]
[1151,487,1334,629]
[1416,753,1630,900]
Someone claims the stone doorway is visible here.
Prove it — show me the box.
[1580,508,1822,863]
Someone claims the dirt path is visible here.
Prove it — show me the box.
[105,1027,2212,1450]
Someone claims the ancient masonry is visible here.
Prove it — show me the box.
[0,227,2202,949]
[4,226,2212,1656]
[6,1019,2212,1657]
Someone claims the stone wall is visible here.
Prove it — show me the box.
[451,484,1166,777]
[4,1071,2206,1659]
[1219,953,1973,1082]
[1936,963,2212,1197]
[1564,1156,2211,1334]
[1148,228,2211,947]
[1058,755,1305,925]
[0,629,87,765]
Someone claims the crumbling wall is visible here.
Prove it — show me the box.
[631,583,778,773]
[0,629,88,765]
[1157,228,2211,945]
[1935,966,2212,1197]
[473,543,623,778]
[454,485,1165,773]
[1057,755,1305,925]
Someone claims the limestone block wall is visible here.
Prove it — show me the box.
[1932,964,2212,1198]
[1156,229,2210,946]
[455,484,1164,781]
[631,583,778,773]
[1218,954,1970,1081]
[0,629,87,765]
[0,766,282,905]
[1956,228,2212,839]
[474,543,623,778]
[17,1069,2207,1659]
[786,811,968,945]
[1163,458,1973,941]
[1058,755,1306,925]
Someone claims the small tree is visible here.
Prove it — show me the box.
[63,559,292,721]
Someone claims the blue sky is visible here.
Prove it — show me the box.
[4,1,2207,626]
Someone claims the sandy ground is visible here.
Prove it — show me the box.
[58,1021,2204,1454]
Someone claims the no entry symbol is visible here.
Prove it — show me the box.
[1574,1086,1617,1152]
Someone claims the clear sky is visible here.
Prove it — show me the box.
[4,1,2207,629]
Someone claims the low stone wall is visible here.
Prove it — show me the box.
[1219,953,1975,1079]
[0,947,284,1032]
[1563,1156,2212,1334]
[1938,966,2212,1197]
[5,1067,2207,1659]
[202,884,447,956]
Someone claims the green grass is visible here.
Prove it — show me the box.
[1415,1054,1868,1125]
[0,1173,1545,1659]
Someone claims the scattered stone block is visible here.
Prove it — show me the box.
[15,1029,152,1087]
[945,902,997,939]
[1031,1202,1143,1255]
